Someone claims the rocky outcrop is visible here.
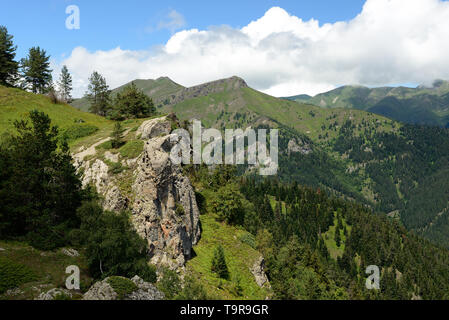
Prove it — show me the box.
[250,256,271,289]
[37,288,73,300]
[83,276,164,300]
[74,115,201,270]
[132,124,200,269]
[288,138,312,155]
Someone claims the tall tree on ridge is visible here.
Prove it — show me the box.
[85,71,110,116]
[21,46,52,94]
[0,26,19,86]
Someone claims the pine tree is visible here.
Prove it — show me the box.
[211,245,229,279]
[111,122,124,149]
[111,82,155,120]
[20,47,52,93]
[0,26,18,86]
[85,71,110,116]
[57,65,72,103]
[335,228,341,247]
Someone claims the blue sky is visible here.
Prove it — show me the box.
[2,0,448,97]
[2,0,365,61]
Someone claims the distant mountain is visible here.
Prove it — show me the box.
[65,76,449,248]
[71,76,185,112]
[284,80,449,126]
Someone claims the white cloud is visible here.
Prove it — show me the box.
[58,0,449,98]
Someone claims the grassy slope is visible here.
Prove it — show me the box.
[163,86,395,143]
[186,214,271,300]
[0,241,91,300]
[0,85,112,141]
[72,77,184,112]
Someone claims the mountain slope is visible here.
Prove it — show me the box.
[71,77,185,112]
[285,80,449,126]
[0,85,111,141]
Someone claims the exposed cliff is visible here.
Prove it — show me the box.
[74,115,200,270]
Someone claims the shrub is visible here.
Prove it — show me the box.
[0,257,37,294]
[158,267,181,299]
[62,124,99,141]
[107,276,138,300]
[175,202,185,216]
[238,232,256,249]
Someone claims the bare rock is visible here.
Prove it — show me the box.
[37,288,73,300]
[83,276,164,300]
[251,256,271,289]
[132,131,200,269]
[104,151,120,163]
[61,248,79,257]
[288,138,312,155]
[137,116,172,140]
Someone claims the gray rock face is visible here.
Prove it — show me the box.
[75,116,200,270]
[251,256,271,289]
[132,126,200,269]
[288,138,312,155]
[83,276,164,300]
[136,116,172,140]
[37,288,73,300]
[61,248,80,257]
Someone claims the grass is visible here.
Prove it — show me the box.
[0,85,111,140]
[119,140,144,159]
[186,214,271,300]
[322,214,352,260]
[0,241,92,300]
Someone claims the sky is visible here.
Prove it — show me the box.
[2,0,449,98]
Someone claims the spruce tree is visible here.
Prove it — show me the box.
[57,65,72,103]
[211,245,229,279]
[85,71,110,116]
[21,47,52,93]
[0,26,18,86]
[335,228,341,247]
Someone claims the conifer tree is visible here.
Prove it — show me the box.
[111,122,124,149]
[57,65,72,103]
[211,245,229,279]
[0,26,18,86]
[21,47,52,93]
[85,71,110,116]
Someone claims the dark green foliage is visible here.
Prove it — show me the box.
[0,257,37,294]
[20,47,52,93]
[175,202,185,216]
[0,110,82,249]
[210,183,245,225]
[107,276,138,300]
[111,122,124,149]
[0,26,18,86]
[158,267,181,299]
[211,245,229,279]
[175,276,209,300]
[110,82,156,120]
[86,71,110,116]
[74,201,155,281]
[62,124,99,141]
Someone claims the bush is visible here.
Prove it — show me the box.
[158,267,181,299]
[62,124,99,141]
[107,276,138,300]
[0,257,37,294]
[75,201,153,280]
[238,232,256,249]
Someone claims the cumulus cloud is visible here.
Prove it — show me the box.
[57,0,449,98]
[157,9,186,33]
